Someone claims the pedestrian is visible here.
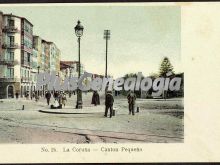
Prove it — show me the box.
[104,91,114,118]
[54,91,59,101]
[32,92,35,100]
[91,91,100,106]
[15,92,19,99]
[45,91,51,105]
[25,91,29,100]
[58,91,62,106]
[50,99,62,109]
[62,93,67,107]
[35,91,39,102]
[127,90,136,115]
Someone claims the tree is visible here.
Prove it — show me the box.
[149,72,159,79]
[159,57,174,77]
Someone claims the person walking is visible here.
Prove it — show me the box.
[105,91,114,118]
[58,92,62,107]
[62,93,67,107]
[127,90,136,115]
[54,91,59,101]
[15,92,19,99]
[32,92,35,100]
[25,91,29,100]
[91,91,100,106]
[35,91,39,102]
[45,91,51,106]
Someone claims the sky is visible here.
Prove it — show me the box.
[0,5,181,78]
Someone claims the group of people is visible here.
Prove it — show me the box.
[105,90,136,118]
[47,91,67,109]
[15,90,68,109]
[15,89,137,117]
[91,90,137,118]
[15,91,40,101]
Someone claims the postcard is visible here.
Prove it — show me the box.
[0,2,219,163]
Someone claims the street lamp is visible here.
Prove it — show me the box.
[104,30,110,78]
[37,66,40,96]
[74,20,84,109]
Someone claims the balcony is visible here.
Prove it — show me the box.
[21,77,31,82]
[0,59,19,66]
[0,77,20,82]
[21,61,31,68]
[3,26,18,33]
[2,43,19,49]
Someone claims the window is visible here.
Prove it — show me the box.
[9,36,14,45]
[23,37,33,49]
[24,69,27,77]
[7,68,14,78]
[21,68,23,77]
[8,52,14,61]
[8,19,14,27]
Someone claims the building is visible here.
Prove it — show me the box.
[49,42,60,74]
[20,15,33,98]
[33,38,61,95]
[60,61,84,78]
[0,12,62,99]
[60,61,85,91]
[31,47,38,93]
[0,12,33,98]
[34,37,61,75]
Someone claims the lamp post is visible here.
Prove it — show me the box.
[104,30,110,78]
[74,20,84,109]
[37,66,40,96]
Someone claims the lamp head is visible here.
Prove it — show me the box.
[74,20,84,37]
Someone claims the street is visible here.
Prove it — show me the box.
[0,92,184,143]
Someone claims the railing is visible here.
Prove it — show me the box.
[21,77,31,82]
[0,77,20,82]
[3,26,18,33]
[2,43,19,49]
[0,59,19,66]
[21,61,31,68]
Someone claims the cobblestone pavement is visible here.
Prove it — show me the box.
[0,92,184,143]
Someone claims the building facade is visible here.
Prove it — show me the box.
[20,16,33,97]
[60,61,84,78]
[0,12,62,99]
[49,42,60,74]
[0,12,33,98]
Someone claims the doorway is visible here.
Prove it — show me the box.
[7,85,14,98]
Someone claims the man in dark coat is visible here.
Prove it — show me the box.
[91,91,100,106]
[54,91,59,101]
[127,90,136,115]
[105,91,114,118]
[15,92,19,99]
[45,91,51,105]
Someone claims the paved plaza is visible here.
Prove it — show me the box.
[0,92,184,143]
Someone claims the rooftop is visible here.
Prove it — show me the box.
[3,13,33,26]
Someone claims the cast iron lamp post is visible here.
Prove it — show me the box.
[74,20,84,109]
[37,66,40,96]
[104,30,110,78]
